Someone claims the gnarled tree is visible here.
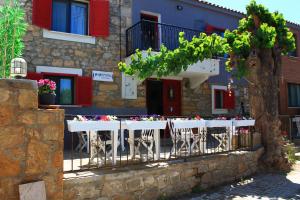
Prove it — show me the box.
[119,1,296,170]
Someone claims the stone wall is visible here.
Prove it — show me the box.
[0,79,64,200]
[64,148,263,200]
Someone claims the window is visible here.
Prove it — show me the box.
[52,0,88,35]
[288,83,300,107]
[45,76,74,105]
[212,85,235,114]
[215,89,225,109]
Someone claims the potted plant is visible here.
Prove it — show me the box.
[38,79,56,105]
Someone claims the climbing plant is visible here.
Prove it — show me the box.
[0,0,27,78]
[119,0,296,170]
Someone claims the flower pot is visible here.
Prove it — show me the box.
[39,93,56,105]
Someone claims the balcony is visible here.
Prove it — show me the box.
[125,20,220,88]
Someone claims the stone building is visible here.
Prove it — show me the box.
[21,0,251,118]
[18,0,299,120]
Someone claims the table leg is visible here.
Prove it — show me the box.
[129,130,134,159]
[87,131,90,154]
[121,130,125,151]
[112,129,118,165]
[154,129,160,160]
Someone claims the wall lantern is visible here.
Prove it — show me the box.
[176,5,183,11]
[10,58,27,79]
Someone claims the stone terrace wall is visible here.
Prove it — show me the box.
[0,79,64,200]
[64,148,263,200]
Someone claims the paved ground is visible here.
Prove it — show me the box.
[181,161,300,200]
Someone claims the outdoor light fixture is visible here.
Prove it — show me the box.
[177,5,183,11]
[10,58,27,79]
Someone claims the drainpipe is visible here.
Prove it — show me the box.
[119,0,122,61]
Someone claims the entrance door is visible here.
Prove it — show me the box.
[163,80,182,116]
[140,13,159,50]
[146,79,163,115]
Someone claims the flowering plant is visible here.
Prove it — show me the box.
[38,79,56,95]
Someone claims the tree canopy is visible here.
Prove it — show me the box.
[118,0,295,79]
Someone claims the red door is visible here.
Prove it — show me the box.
[163,80,182,116]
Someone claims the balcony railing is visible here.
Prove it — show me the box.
[126,20,203,56]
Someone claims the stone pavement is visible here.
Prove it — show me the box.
[180,161,300,200]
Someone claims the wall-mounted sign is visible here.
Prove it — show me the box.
[92,71,113,82]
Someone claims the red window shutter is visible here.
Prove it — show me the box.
[26,72,43,81]
[89,0,110,37]
[32,0,52,29]
[223,90,235,109]
[76,76,93,106]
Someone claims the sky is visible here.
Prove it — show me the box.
[203,0,300,24]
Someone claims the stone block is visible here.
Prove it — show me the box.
[25,139,50,175]
[42,124,64,141]
[0,106,14,126]
[0,126,24,149]
[18,111,37,125]
[99,83,118,91]
[156,174,169,189]
[126,178,143,192]
[0,151,21,177]
[19,181,46,200]
[18,89,38,109]
[0,88,11,103]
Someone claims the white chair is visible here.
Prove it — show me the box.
[168,120,196,156]
[129,129,155,160]
[75,131,88,153]
[90,131,120,165]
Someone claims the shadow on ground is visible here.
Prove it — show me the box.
[179,162,300,200]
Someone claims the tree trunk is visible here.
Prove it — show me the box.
[247,49,290,171]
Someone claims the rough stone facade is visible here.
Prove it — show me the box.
[0,79,64,200]
[63,148,263,200]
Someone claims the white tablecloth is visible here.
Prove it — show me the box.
[171,120,206,129]
[205,120,232,127]
[232,120,255,127]
[67,120,120,132]
[122,120,167,130]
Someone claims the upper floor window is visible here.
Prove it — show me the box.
[33,0,110,38]
[288,83,300,107]
[52,0,88,35]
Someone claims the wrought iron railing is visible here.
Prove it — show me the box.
[63,115,255,172]
[126,20,203,56]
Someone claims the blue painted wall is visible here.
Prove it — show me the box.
[132,0,240,31]
[131,0,246,85]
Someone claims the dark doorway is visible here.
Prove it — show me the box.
[140,13,159,51]
[146,79,163,115]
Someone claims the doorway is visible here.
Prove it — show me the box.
[146,79,163,115]
[146,79,182,116]
[140,12,159,50]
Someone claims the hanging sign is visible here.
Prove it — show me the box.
[92,71,113,82]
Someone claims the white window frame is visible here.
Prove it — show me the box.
[36,66,83,76]
[211,85,228,115]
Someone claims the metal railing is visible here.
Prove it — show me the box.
[63,116,255,173]
[126,20,203,56]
